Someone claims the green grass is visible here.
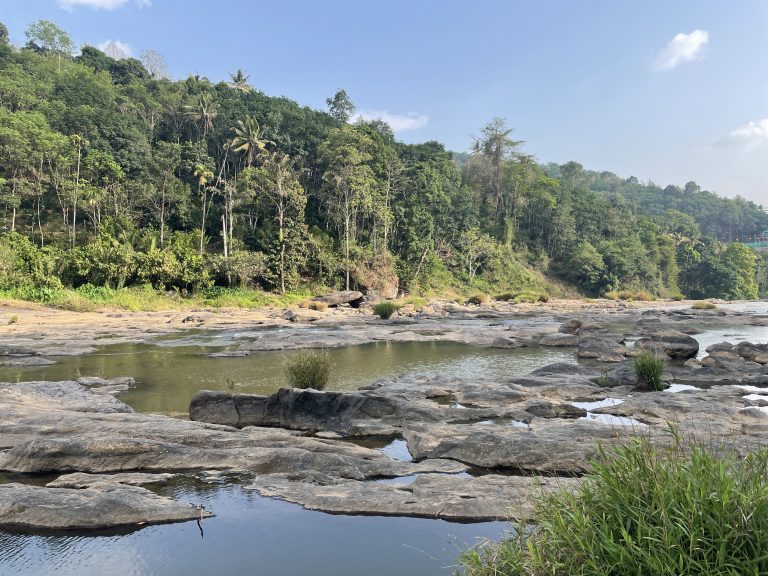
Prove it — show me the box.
[372,301,401,319]
[0,284,311,312]
[460,433,768,576]
[633,351,666,391]
[284,350,331,390]
[692,300,717,310]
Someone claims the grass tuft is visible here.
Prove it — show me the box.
[372,301,401,319]
[692,300,717,310]
[284,350,331,390]
[633,351,666,391]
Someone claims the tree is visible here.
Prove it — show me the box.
[141,142,183,248]
[100,41,128,60]
[140,49,169,79]
[244,152,308,294]
[229,69,252,93]
[318,125,377,289]
[326,89,355,123]
[457,227,497,280]
[185,93,218,140]
[24,20,73,71]
[193,163,214,254]
[230,115,272,168]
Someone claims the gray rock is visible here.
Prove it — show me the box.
[540,333,579,347]
[311,290,365,308]
[635,330,699,359]
[0,482,212,530]
[248,472,579,522]
[47,472,175,488]
[558,319,582,335]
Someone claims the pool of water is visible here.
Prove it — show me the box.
[0,340,576,415]
[0,476,507,576]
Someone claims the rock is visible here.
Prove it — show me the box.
[311,291,365,308]
[46,472,175,488]
[189,388,443,435]
[578,332,627,360]
[283,309,324,323]
[634,330,699,359]
[754,353,768,365]
[181,315,204,324]
[0,345,39,357]
[683,358,702,369]
[0,356,55,367]
[735,342,768,361]
[706,342,735,354]
[539,333,579,347]
[0,482,211,530]
[558,319,582,335]
[248,472,579,522]
[490,337,524,349]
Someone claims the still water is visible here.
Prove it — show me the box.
[0,339,577,415]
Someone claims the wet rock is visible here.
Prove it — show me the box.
[248,472,579,522]
[311,290,365,308]
[539,333,579,347]
[635,330,699,359]
[0,482,211,530]
[490,336,524,349]
[578,331,627,360]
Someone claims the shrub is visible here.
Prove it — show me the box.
[460,434,768,576]
[466,293,490,305]
[284,350,331,390]
[633,351,665,391]
[372,301,401,319]
[603,290,618,301]
[692,300,717,310]
[632,290,655,301]
[8,315,17,325]
[308,301,328,312]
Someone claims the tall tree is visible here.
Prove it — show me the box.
[326,89,355,123]
[230,115,272,168]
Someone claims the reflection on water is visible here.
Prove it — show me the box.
[0,479,507,576]
[0,340,576,415]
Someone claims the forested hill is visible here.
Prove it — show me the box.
[1,20,766,306]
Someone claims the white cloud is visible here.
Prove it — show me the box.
[653,29,709,70]
[351,110,429,132]
[718,117,768,147]
[97,40,132,58]
[57,0,150,10]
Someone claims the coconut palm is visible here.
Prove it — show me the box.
[229,69,252,93]
[184,93,219,140]
[230,115,273,168]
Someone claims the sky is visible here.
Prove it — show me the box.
[2,0,768,205]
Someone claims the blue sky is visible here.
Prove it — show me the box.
[2,0,768,204]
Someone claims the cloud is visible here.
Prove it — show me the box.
[653,29,709,70]
[97,40,132,58]
[57,0,150,10]
[717,117,768,148]
[351,110,429,132]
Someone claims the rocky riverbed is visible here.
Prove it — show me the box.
[0,300,766,531]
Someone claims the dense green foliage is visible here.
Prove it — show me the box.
[284,350,331,390]
[1,20,766,304]
[633,351,666,390]
[460,436,768,576]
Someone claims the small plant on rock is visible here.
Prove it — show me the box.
[285,350,331,390]
[633,351,665,391]
[372,301,400,319]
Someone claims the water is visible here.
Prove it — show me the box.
[0,477,507,576]
[0,340,576,415]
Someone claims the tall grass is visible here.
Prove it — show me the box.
[633,351,666,391]
[284,350,331,390]
[372,301,401,319]
[460,434,768,576]
[692,300,717,310]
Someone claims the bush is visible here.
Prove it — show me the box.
[372,301,401,319]
[284,350,331,390]
[466,293,490,305]
[633,351,665,391]
[632,290,655,301]
[460,434,768,576]
[308,301,328,312]
[692,300,717,310]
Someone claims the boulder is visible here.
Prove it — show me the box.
[311,290,365,308]
[558,319,582,335]
[578,331,627,360]
[490,337,524,349]
[283,309,324,323]
[539,333,579,347]
[634,330,699,359]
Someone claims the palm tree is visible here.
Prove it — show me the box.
[230,115,273,168]
[184,93,219,140]
[229,69,252,93]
